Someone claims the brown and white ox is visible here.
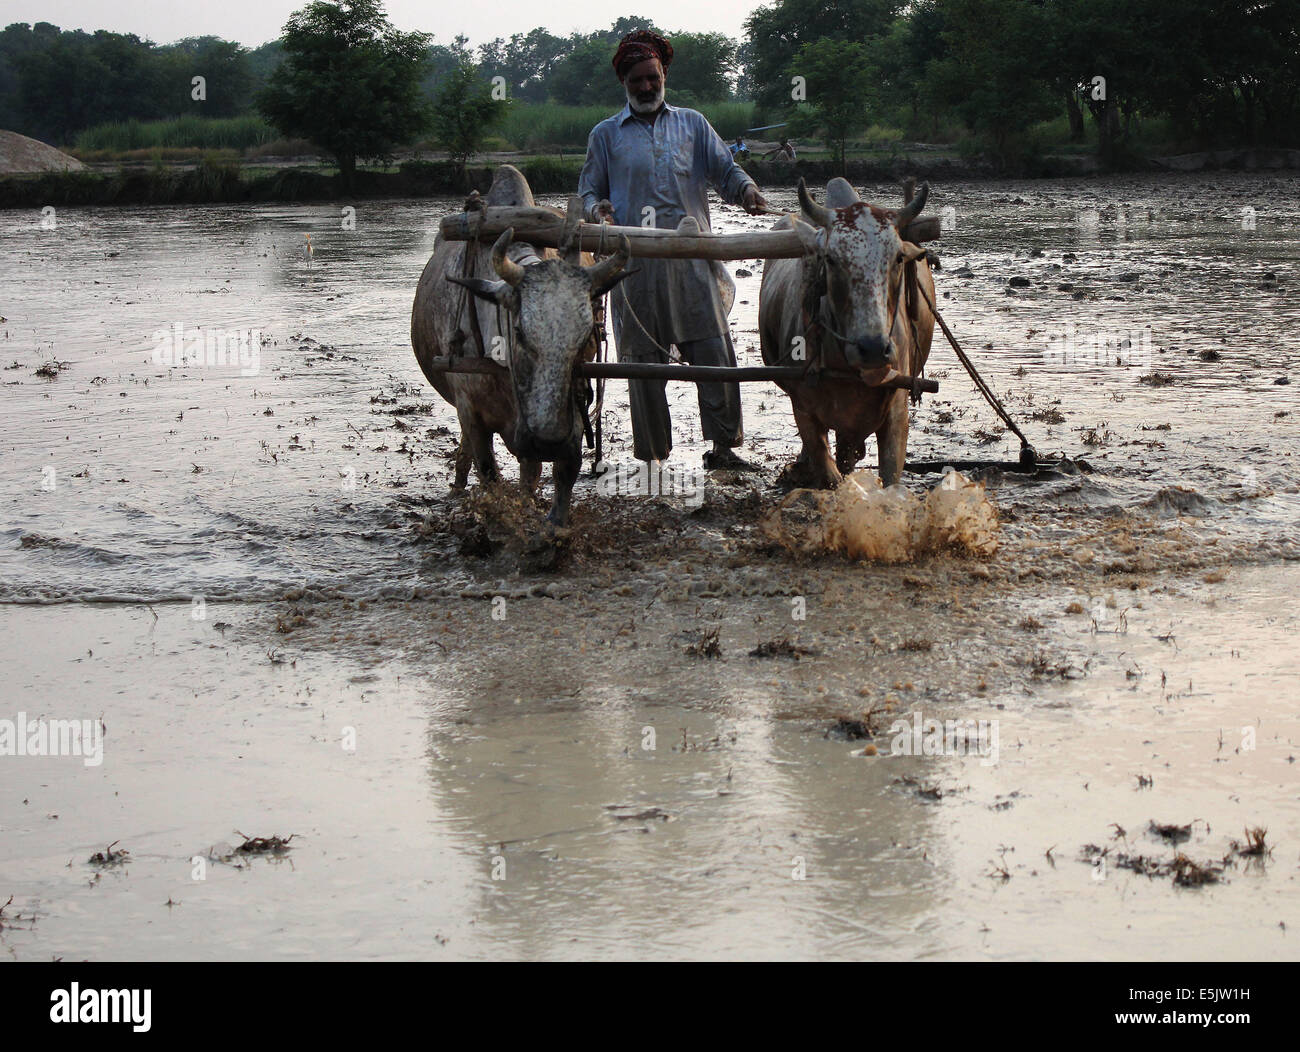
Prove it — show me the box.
[411,165,630,527]
[759,178,936,488]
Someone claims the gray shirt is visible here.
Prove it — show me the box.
[579,102,757,356]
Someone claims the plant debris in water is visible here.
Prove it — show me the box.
[684,627,722,658]
[34,360,68,379]
[749,636,820,659]
[233,831,296,855]
[1079,842,1225,886]
[1148,820,1194,844]
[87,841,130,867]
[605,805,672,822]
[1230,826,1270,857]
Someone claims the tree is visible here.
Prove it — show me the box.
[790,38,877,171]
[548,36,621,106]
[430,60,508,182]
[170,36,254,117]
[258,0,431,189]
[928,0,1058,166]
[477,28,567,103]
[667,32,737,101]
[744,0,898,112]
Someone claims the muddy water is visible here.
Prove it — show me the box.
[1,172,1298,959]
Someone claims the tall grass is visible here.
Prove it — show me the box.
[497,101,756,150]
[697,101,756,140]
[74,116,277,152]
[498,104,616,151]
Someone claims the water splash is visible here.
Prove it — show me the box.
[768,469,999,562]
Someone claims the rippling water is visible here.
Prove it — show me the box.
[1,172,1296,602]
[3,173,1299,960]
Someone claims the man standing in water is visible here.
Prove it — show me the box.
[579,30,769,471]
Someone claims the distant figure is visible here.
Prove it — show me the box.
[763,137,796,162]
[729,137,749,162]
[302,233,314,262]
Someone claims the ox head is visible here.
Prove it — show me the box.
[793,178,930,372]
[449,228,631,455]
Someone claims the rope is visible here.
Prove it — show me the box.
[453,196,489,360]
[615,282,684,365]
[913,277,1037,465]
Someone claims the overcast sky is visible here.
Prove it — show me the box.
[9,1,759,48]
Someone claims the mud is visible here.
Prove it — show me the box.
[1,172,1298,959]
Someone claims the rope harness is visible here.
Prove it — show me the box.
[797,248,920,398]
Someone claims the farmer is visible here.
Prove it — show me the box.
[579,29,769,470]
[763,137,796,162]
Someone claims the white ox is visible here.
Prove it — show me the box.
[411,166,630,527]
[759,178,936,488]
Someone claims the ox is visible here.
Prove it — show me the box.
[759,178,936,488]
[411,166,630,527]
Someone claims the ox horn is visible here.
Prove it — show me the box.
[797,178,833,229]
[584,233,632,293]
[894,181,930,231]
[491,228,526,287]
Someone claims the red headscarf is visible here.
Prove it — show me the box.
[612,30,673,81]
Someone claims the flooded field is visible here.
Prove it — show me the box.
[1,172,1298,959]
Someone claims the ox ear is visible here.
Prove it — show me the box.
[900,242,928,264]
[447,274,514,307]
[792,217,824,255]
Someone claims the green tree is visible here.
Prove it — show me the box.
[169,36,253,117]
[548,36,621,106]
[17,31,113,141]
[477,28,568,103]
[668,31,737,101]
[928,0,1057,166]
[430,60,508,183]
[744,0,898,112]
[258,0,431,189]
[789,38,876,171]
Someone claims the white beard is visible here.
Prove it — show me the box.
[627,82,665,115]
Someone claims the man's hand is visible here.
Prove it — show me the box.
[595,199,616,223]
[741,185,769,215]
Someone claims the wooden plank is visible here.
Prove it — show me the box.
[440,206,806,260]
[440,205,941,260]
[421,355,939,393]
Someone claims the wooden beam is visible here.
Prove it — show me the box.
[440,206,807,260]
[440,205,941,261]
